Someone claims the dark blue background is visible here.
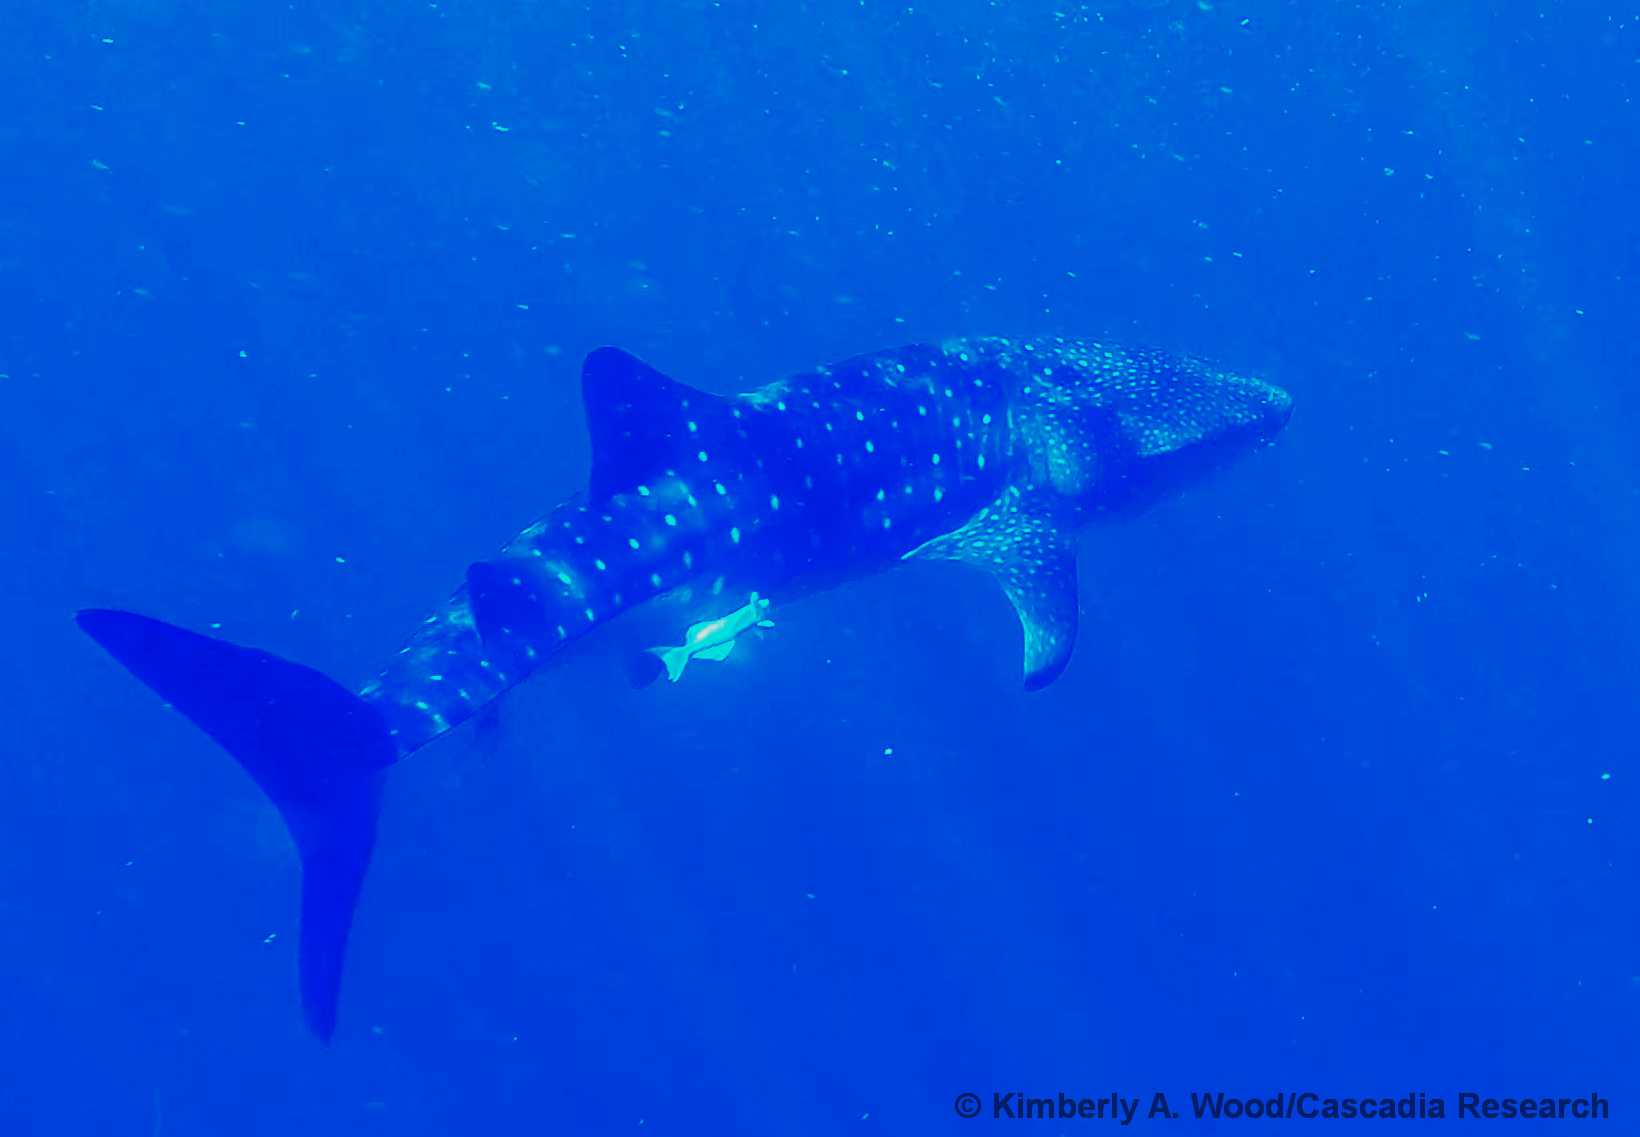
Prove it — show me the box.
[1,0,1636,1131]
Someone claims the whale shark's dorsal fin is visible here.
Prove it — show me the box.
[904,490,1079,691]
[583,347,720,503]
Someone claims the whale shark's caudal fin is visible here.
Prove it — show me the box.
[74,609,397,1042]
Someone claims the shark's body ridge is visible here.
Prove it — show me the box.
[77,336,1291,1039]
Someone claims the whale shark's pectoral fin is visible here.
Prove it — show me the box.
[995,544,1078,692]
[905,491,1079,691]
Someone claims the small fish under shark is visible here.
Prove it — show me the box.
[76,336,1292,1040]
[648,591,775,682]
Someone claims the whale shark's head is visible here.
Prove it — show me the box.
[1087,350,1292,514]
[972,339,1292,517]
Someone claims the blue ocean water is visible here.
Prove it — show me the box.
[2,0,1637,1131]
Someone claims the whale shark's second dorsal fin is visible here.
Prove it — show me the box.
[582,347,721,503]
[903,489,1079,691]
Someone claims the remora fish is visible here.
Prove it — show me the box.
[647,591,774,682]
[77,337,1292,1040]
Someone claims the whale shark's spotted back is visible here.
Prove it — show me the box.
[369,337,1292,740]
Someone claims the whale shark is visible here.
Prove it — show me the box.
[76,336,1291,1040]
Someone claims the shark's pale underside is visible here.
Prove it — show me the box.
[77,337,1292,1040]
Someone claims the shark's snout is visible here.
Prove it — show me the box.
[1237,374,1294,443]
[1075,355,1294,514]
[1199,368,1294,447]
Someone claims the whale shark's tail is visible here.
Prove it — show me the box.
[75,609,397,1043]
